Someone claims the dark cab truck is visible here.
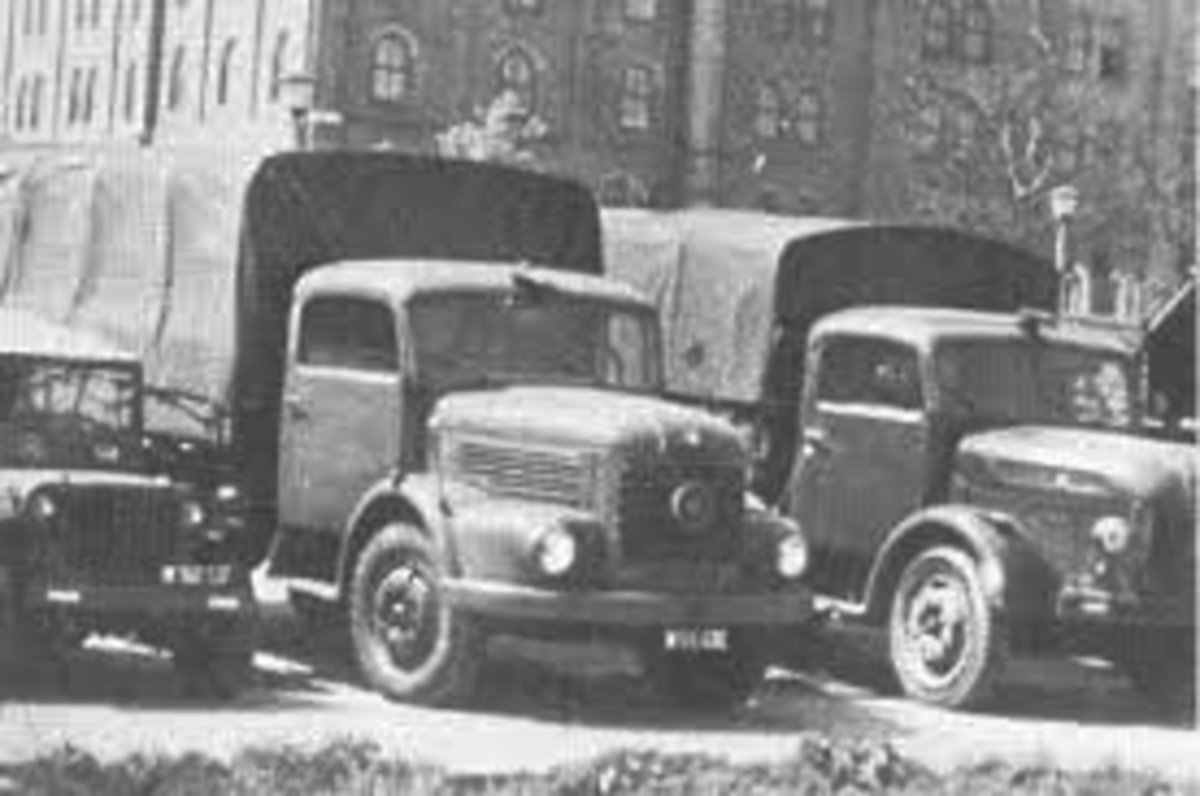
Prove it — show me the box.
[0,150,814,707]
[0,309,253,692]
[603,209,1196,711]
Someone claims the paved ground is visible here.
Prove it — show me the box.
[1,584,1197,780]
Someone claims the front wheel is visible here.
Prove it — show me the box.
[639,629,768,709]
[888,546,1007,709]
[348,523,483,706]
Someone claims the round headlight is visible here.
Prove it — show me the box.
[28,492,58,523]
[776,533,809,579]
[1091,515,1132,555]
[670,481,717,532]
[180,499,207,529]
[534,527,577,578]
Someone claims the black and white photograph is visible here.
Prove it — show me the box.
[0,0,1196,792]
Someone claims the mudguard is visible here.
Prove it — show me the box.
[336,472,451,594]
[862,504,1057,623]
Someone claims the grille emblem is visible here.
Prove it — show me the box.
[670,480,717,532]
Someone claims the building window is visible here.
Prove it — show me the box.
[124,62,139,121]
[761,0,795,39]
[503,0,542,14]
[67,68,82,125]
[15,80,28,130]
[130,0,141,22]
[167,46,187,110]
[269,31,289,103]
[619,65,654,130]
[75,0,86,29]
[922,0,991,66]
[495,46,537,113]
[754,84,783,139]
[799,0,831,43]
[31,74,44,129]
[794,86,822,145]
[38,0,49,34]
[369,30,417,104]
[1065,15,1092,74]
[83,67,98,123]
[1096,17,1128,82]
[91,0,102,27]
[624,0,656,23]
[217,39,237,106]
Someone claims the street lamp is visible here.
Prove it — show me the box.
[1048,184,1081,313]
[277,71,317,150]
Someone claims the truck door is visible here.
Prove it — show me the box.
[278,295,404,548]
[787,336,931,595]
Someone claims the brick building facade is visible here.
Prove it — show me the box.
[1,0,1194,283]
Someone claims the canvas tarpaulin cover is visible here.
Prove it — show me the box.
[0,149,603,442]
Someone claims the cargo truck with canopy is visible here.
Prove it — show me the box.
[603,208,1195,712]
[0,150,815,707]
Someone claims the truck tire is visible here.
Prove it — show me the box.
[172,622,255,700]
[640,629,768,709]
[887,546,1007,709]
[1123,628,1195,718]
[348,523,482,706]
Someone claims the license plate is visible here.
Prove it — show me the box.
[663,628,728,652]
[161,564,232,586]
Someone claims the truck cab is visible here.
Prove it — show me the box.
[268,260,814,707]
[787,307,1195,710]
[0,310,254,694]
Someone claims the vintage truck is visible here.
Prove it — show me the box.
[603,208,1195,711]
[0,150,814,707]
[0,308,254,694]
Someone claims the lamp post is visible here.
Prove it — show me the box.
[1049,184,1080,313]
[277,71,317,150]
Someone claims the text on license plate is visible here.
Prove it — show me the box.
[664,628,728,652]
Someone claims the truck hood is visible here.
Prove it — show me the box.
[959,426,1197,501]
[0,469,173,521]
[431,385,743,456]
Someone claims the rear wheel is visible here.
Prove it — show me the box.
[640,629,768,709]
[888,546,1007,709]
[348,523,482,706]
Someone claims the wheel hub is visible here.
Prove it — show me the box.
[906,575,969,677]
[373,564,436,669]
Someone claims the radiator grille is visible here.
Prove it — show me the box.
[447,437,593,508]
[616,459,743,563]
[44,486,184,585]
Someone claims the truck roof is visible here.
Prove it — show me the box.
[812,306,1136,356]
[0,308,137,363]
[295,260,654,310]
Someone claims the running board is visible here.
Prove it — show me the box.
[813,594,868,622]
[282,577,340,602]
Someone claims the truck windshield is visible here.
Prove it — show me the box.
[935,341,1134,430]
[0,358,141,469]
[410,293,661,393]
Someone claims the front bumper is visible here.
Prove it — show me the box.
[1056,584,1192,628]
[444,578,815,626]
[27,582,254,617]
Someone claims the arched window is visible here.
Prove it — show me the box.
[754,84,783,139]
[795,86,822,145]
[217,39,237,106]
[801,0,831,43]
[124,61,139,121]
[619,65,654,130]
[369,29,417,104]
[962,0,992,64]
[269,31,290,103]
[494,46,537,113]
[75,0,86,30]
[91,0,103,28]
[167,46,187,110]
[922,0,952,60]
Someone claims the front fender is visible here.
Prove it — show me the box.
[336,471,450,594]
[863,504,1056,623]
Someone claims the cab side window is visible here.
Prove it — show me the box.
[817,337,923,411]
[298,296,398,373]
